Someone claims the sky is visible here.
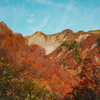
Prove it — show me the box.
[0,0,100,36]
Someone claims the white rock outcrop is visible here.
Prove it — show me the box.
[27,31,68,55]
[95,56,99,62]
[91,44,97,49]
[76,34,90,42]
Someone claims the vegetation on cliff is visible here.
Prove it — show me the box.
[0,22,100,100]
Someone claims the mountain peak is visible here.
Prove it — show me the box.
[33,31,47,37]
[0,21,7,27]
[34,31,45,35]
[26,30,71,54]
[62,29,73,34]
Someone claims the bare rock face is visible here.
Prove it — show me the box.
[75,34,90,42]
[26,30,73,55]
[25,28,100,56]
[25,29,90,55]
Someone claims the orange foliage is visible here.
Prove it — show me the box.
[0,25,100,99]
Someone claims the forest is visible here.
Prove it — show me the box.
[0,23,100,100]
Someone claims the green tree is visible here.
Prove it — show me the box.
[69,41,77,50]
[75,47,80,58]
[61,42,68,47]
[57,48,62,53]
[97,38,100,53]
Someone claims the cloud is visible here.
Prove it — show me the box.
[3,0,8,2]
[31,27,41,32]
[35,0,52,6]
[13,8,17,12]
[26,18,34,23]
[39,17,48,28]
[31,17,49,32]
[26,13,34,23]
[26,14,34,17]
[24,0,30,2]
[34,0,76,12]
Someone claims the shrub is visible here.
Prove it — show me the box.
[97,38,100,53]
[69,41,77,50]
[93,54,95,57]
[77,59,82,64]
[75,47,81,58]
[57,48,62,53]
[65,86,99,100]
[61,42,68,47]
[0,58,59,100]
[97,38,100,46]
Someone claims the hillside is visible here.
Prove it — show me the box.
[0,21,100,100]
[25,27,100,76]
[25,30,73,55]
[25,28,100,55]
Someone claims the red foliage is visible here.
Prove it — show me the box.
[74,57,100,96]
[0,25,100,99]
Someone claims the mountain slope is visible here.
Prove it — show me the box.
[25,29,100,55]
[0,21,100,99]
[25,27,100,84]
[25,29,73,54]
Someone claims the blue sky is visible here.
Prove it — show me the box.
[0,0,100,36]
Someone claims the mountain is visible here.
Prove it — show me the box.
[25,29,73,54]
[0,21,100,99]
[48,31,100,74]
[25,29,100,55]
[25,28,100,80]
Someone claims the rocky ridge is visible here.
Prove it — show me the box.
[25,30,73,54]
[25,29,100,55]
[0,21,100,99]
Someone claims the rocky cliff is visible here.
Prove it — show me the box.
[25,29,99,55]
[25,29,73,54]
[0,21,100,99]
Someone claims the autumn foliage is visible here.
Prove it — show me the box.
[0,23,100,100]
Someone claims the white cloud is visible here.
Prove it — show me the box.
[35,0,76,12]
[26,14,34,17]
[35,0,52,6]
[39,17,48,28]
[3,0,8,2]
[26,13,34,23]
[55,27,60,33]
[31,17,49,32]
[13,8,17,12]
[31,27,41,32]
[26,18,34,23]
[24,0,30,2]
